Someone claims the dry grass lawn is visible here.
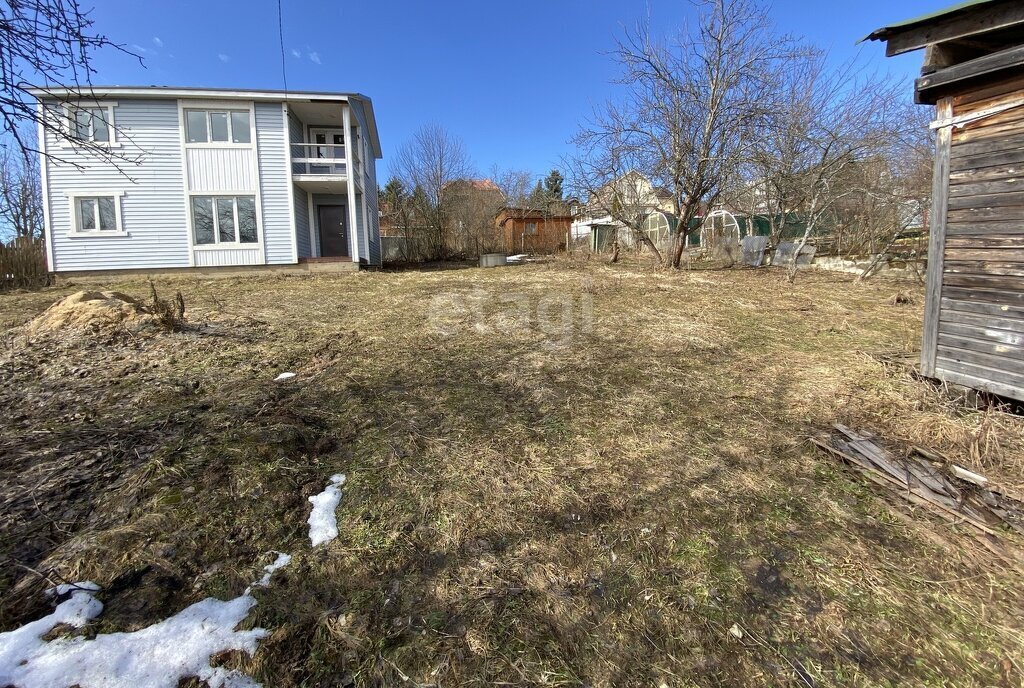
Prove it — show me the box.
[1,259,1022,687]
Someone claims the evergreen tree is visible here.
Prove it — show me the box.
[543,170,564,200]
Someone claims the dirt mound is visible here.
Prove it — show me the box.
[26,291,163,335]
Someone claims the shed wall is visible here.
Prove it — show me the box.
[931,78,1024,400]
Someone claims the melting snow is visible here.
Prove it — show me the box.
[250,552,292,590]
[308,473,346,546]
[274,372,296,382]
[0,554,293,688]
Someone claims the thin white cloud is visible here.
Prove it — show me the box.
[308,52,321,65]
[131,44,150,54]
[218,53,230,63]
[152,36,163,48]
[291,48,301,58]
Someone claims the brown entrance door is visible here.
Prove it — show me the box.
[317,205,348,257]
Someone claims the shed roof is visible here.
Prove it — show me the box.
[865,0,998,41]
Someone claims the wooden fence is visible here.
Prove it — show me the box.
[1,237,49,291]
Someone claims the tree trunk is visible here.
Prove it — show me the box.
[787,221,816,283]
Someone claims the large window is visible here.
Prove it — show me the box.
[191,195,258,245]
[69,193,124,235]
[63,104,116,145]
[525,222,538,235]
[185,109,251,144]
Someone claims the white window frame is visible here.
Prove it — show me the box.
[189,194,260,248]
[66,191,126,237]
[59,102,120,148]
[183,108,254,147]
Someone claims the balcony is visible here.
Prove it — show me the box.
[291,142,354,193]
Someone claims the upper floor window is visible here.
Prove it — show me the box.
[185,109,251,144]
[62,104,117,145]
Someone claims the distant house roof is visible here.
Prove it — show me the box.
[443,179,501,192]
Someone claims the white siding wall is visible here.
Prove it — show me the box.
[255,103,294,265]
[195,248,263,266]
[44,99,190,271]
[186,148,256,191]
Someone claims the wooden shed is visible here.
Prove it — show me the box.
[868,0,1024,401]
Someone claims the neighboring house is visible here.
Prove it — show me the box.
[496,206,573,254]
[31,86,382,275]
[868,0,1024,402]
[570,171,674,250]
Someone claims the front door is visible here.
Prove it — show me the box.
[318,205,349,257]
[309,128,345,175]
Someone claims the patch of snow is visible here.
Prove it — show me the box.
[251,552,292,589]
[506,254,528,262]
[274,372,296,382]
[307,473,346,547]
[0,582,268,688]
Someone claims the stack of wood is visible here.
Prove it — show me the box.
[813,424,1023,537]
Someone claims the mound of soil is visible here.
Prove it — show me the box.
[26,291,162,335]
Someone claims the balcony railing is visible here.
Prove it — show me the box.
[291,143,347,176]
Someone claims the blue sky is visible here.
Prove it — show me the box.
[84,0,939,183]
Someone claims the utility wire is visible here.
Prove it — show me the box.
[276,0,288,94]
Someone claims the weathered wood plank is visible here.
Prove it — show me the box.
[945,259,1024,277]
[943,272,1024,291]
[936,344,1024,378]
[955,76,1024,109]
[949,160,1024,184]
[946,219,1024,235]
[943,285,1024,305]
[945,236,1024,248]
[925,45,1024,96]
[947,190,1024,210]
[948,178,1024,198]
[923,97,953,379]
[943,247,1024,262]
[941,297,1024,319]
[935,353,1024,388]
[939,320,1024,346]
[948,206,1024,223]
[950,149,1024,173]
[951,108,1024,144]
[940,307,1024,333]
[951,132,1024,160]
[932,365,1024,402]
[937,331,1024,362]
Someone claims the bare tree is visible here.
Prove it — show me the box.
[570,0,793,268]
[391,123,473,260]
[759,59,907,282]
[1,0,138,161]
[0,136,43,240]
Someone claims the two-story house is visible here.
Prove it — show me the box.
[32,86,382,276]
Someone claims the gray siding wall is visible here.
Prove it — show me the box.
[354,195,366,260]
[255,103,294,264]
[43,99,190,271]
[351,100,381,265]
[294,185,311,257]
[288,111,305,175]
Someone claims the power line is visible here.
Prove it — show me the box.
[276,0,288,93]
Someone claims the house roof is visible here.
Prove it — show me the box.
[28,85,382,158]
[864,0,998,41]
